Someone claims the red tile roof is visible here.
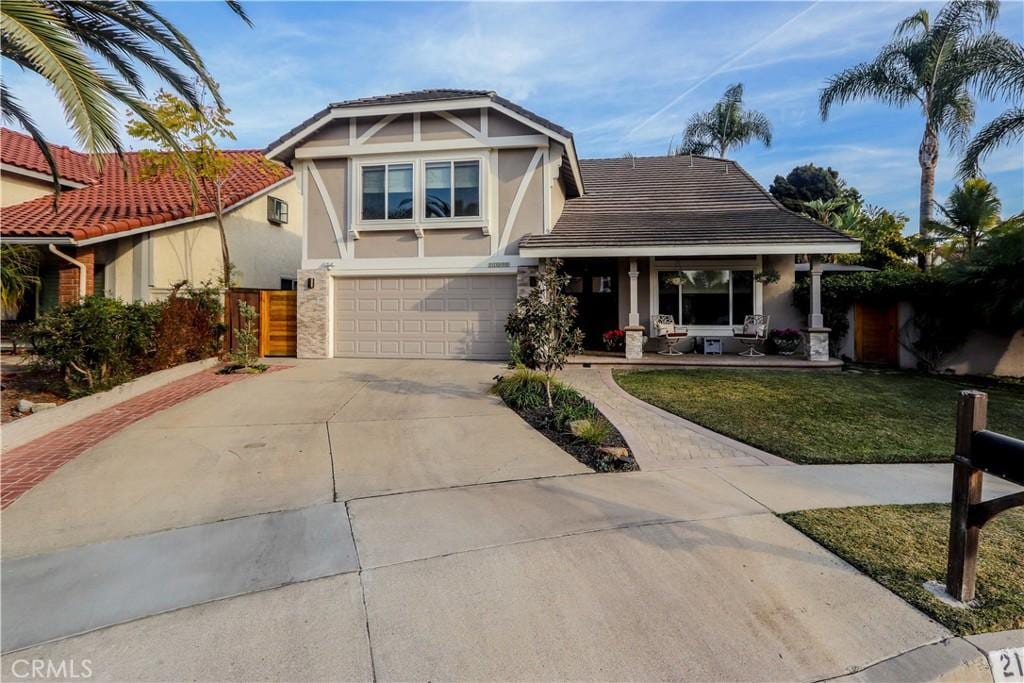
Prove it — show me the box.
[1,144,291,242]
[1,128,100,186]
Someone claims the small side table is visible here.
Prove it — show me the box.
[703,337,723,355]
[658,332,688,356]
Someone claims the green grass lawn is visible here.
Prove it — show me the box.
[784,504,1024,635]
[613,369,1024,464]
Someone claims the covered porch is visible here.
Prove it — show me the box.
[556,253,832,363]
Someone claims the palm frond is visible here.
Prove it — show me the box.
[958,107,1024,178]
[1,0,122,157]
[739,110,772,147]
[0,82,61,204]
[819,56,921,120]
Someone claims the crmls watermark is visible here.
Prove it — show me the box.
[10,659,93,679]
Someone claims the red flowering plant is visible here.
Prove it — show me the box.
[768,328,802,354]
[602,328,626,351]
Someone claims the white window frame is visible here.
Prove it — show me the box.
[422,159,482,223]
[652,259,763,336]
[353,152,489,232]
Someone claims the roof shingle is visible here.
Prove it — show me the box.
[520,155,857,250]
[1,150,291,241]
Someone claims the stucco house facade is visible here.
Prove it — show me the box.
[1,129,301,320]
[269,89,859,362]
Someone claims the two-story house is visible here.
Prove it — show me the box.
[266,89,859,361]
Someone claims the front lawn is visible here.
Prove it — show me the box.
[613,369,1024,464]
[784,504,1024,635]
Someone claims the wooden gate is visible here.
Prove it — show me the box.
[854,302,898,365]
[226,289,296,357]
[259,290,297,357]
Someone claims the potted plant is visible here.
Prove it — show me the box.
[602,328,625,352]
[768,328,801,355]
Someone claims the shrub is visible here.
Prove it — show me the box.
[573,416,612,446]
[491,368,551,411]
[152,281,223,369]
[229,299,261,369]
[31,296,161,394]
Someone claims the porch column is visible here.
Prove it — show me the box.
[809,256,824,329]
[628,258,639,327]
[805,256,830,362]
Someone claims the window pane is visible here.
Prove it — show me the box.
[387,164,413,219]
[679,270,730,325]
[425,162,451,218]
[658,272,681,323]
[453,161,480,217]
[591,276,613,294]
[731,270,754,325]
[362,166,385,220]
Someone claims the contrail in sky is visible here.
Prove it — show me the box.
[624,0,823,142]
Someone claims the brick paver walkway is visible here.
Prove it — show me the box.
[560,366,790,470]
[0,366,287,509]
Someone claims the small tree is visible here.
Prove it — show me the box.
[505,259,584,407]
[126,86,274,290]
[230,300,260,369]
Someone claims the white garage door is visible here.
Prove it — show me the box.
[334,275,516,359]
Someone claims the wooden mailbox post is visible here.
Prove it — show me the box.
[945,390,1024,602]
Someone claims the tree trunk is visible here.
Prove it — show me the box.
[918,127,939,270]
[214,184,231,289]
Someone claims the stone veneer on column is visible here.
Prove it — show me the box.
[516,265,538,299]
[296,268,332,358]
[624,326,645,360]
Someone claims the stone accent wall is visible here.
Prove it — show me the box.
[516,265,538,299]
[296,268,332,359]
[57,247,95,304]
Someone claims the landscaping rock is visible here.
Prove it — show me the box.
[569,419,592,437]
[597,446,630,461]
[29,402,57,413]
[16,399,34,414]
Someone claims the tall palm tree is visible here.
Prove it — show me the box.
[929,177,1002,254]
[958,40,1024,177]
[819,0,1017,269]
[676,83,772,158]
[1,0,251,196]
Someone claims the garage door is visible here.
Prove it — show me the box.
[334,275,516,359]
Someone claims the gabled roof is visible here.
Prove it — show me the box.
[1,150,291,243]
[519,155,860,256]
[1,128,99,186]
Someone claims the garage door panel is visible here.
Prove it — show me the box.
[334,275,514,359]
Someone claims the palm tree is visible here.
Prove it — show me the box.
[1,0,251,196]
[676,83,772,158]
[830,202,866,234]
[801,197,847,225]
[958,41,1024,177]
[929,178,1002,254]
[819,0,1018,269]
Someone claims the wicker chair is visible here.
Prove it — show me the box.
[654,314,688,355]
[734,314,770,357]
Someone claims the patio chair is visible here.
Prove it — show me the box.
[734,314,769,357]
[654,314,688,356]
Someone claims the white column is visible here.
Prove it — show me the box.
[809,256,824,329]
[628,258,639,327]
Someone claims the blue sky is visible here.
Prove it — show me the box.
[8,1,1024,222]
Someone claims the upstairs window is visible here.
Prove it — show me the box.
[267,196,288,224]
[362,163,414,221]
[424,160,480,219]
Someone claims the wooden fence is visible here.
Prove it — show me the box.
[225,289,296,358]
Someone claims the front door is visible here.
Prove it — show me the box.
[564,259,619,350]
[855,302,898,365]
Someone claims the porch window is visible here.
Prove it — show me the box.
[658,270,755,326]
[424,160,480,219]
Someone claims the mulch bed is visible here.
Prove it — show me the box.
[1,357,67,424]
[506,403,639,473]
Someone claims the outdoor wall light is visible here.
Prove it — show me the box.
[306,278,315,290]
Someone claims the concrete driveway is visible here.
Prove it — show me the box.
[2,360,957,680]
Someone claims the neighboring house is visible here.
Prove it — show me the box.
[268,89,859,361]
[0,129,301,320]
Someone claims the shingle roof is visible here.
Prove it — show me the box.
[264,88,574,157]
[1,128,100,186]
[1,150,291,242]
[520,155,858,251]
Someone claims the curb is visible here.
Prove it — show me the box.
[1,358,222,452]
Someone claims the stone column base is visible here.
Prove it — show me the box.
[297,268,332,359]
[624,326,646,360]
[804,328,831,362]
[516,265,538,299]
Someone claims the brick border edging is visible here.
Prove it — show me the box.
[1,357,221,452]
